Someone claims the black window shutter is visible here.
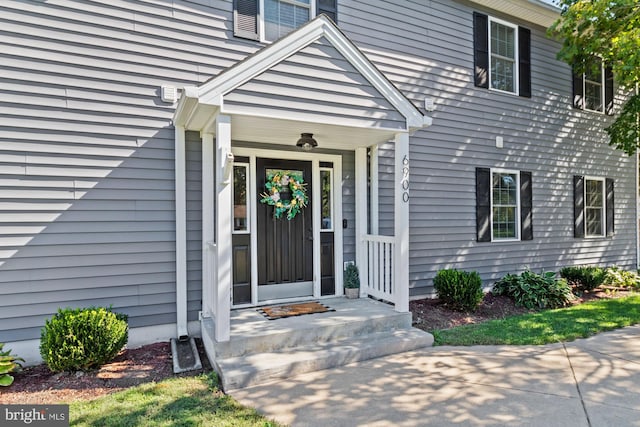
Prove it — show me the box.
[605,66,614,115]
[572,68,584,109]
[518,27,531,98]
[520,171,533,240]
[573,175,585,238]
[476,168,491,242]
[234,0,259,40]
[317,0,337,23]
[606,178,614,236]
[473,12,489,89]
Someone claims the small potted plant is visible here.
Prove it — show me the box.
[344,263,360,299]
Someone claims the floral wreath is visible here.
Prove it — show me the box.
[260,171,308,220]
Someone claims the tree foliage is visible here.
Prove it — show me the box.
[548,0,640,155]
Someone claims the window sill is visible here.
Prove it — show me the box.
[489,87,519,97]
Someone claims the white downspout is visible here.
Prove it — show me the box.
[175,125,188,339]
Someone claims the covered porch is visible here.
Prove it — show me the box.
[172,15,432,382]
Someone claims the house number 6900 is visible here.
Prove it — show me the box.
[401,155,409,203]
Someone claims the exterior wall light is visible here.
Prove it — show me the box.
[296,133,318,150]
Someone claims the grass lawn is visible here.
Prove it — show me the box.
[70,373,283,427]
[434,294,640,346]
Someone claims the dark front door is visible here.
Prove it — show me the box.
[256,158,313,301]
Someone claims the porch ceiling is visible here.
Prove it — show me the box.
[230,114,398,149]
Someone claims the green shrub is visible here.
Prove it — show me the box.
[0,343,24,387]
[559,266,606,291]
[433,269,484,312]
[604,266,640,289]
[493,270,574,309]
[40,307,128,372]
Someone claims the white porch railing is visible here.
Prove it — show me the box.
[362,234,395,304]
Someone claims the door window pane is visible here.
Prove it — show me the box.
[233,165,249,232]
[320,169,332,230]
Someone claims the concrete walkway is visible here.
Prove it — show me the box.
[230,325,640,426]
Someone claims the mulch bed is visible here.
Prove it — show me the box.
[2,340,210,405]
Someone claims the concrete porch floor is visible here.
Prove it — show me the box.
[201,297,434,390]
[231,297,409,338]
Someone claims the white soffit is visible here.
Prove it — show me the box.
[468,0,560,28]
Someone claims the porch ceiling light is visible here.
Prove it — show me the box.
[296,133,318,151]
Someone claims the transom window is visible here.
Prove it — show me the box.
[585,178,605,237]
[491,171,520,240]
[489,18,518,94]
[263,0,313,41]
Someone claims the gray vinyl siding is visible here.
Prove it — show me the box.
[0,0,636,344]
[338,0,636,296]
[0,0,237,342]
[224,37,406,130]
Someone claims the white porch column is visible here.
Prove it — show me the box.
[355,146,368,297]
[201,133,215,318]
[175,125,188,338]
[394,132,410,313]
[215,115,232,342]
[370,144,379,235]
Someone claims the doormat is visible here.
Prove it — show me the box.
[258,301,335,320]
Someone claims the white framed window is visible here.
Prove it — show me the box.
[320,167,333,231]
[232,163,251,234]
[489,17,519,94]
[581,58,604,113]
[584,177,605,237]
[261,0,315,42]
[491,169,520,241]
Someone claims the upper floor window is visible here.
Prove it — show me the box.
[265,0,311,41]
[490,18,517,93]
[573,58,615,114]
[234,0,337,42]
[473,12,531,98]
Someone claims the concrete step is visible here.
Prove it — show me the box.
[215,309,412,359]
[217,328,434,391]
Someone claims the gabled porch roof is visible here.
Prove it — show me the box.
[173,14,430,149]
